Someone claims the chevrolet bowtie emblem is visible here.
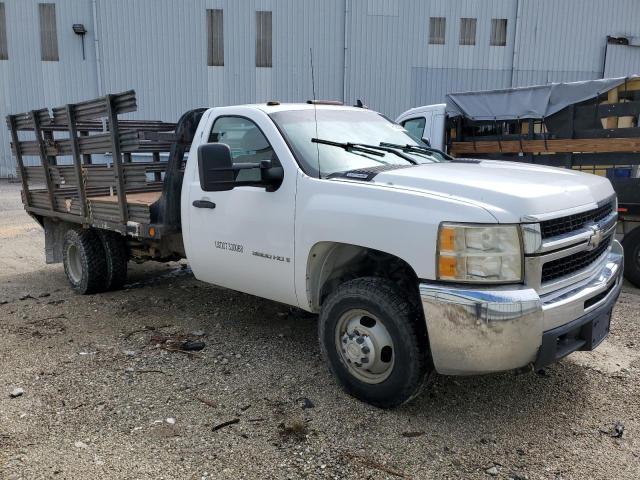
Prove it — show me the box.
[587,224,604,250]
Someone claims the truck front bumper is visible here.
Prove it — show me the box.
[419,240,624,375]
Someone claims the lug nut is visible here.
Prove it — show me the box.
[361,346,370,354]
[356,337,364,344]
[354,362,362,368]
[361,357,369,364]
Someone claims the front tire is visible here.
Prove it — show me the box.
[318,277,433,408]
[62,229,108,295]
[623,227,640,287]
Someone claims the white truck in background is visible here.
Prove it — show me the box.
[396,103,448,151]
[11,92,623,408]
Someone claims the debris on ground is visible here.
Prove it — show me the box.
[341,452,409,479]
[600,422,625,438]
[181,340,205,351]
[278,418,308,441]
[486,465,499,476]
[297,397,315,409]
[148,331,205,356]
[196,397,217,408]
[212,418,240,431]
[9,388,24,398]
[401,431,425,438]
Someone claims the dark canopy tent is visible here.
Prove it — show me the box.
[445,76,639,121]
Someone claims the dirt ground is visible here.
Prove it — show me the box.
[1,179,639,480]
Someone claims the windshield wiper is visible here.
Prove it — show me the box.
[312,138,418,165]
[379,142,453,160]
[311,138,385,158]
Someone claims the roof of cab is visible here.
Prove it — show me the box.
[244,102,371,114]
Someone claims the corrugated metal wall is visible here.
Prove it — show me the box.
[1,0,639,177]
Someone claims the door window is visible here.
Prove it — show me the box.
[401,117,426,141]
[208,116,277,181]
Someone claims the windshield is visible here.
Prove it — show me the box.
[269,109,449,178]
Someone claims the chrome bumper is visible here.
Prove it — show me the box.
[419,240,624,375]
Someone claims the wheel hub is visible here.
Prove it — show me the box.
[335,309,395,384]
[341,331,375,367]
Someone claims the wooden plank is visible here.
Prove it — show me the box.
[450,137,640,155]
[66,105,89,221]
[606,88,619,129]
[7,115,31,207]
[31,110,56,211]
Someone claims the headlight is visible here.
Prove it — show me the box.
[437,223,523,283]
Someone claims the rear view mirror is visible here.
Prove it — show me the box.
[421,137,431,147]
[198,143,235,192]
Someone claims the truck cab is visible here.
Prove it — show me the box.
[395,103,447,150]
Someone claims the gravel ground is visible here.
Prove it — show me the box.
[1,179,639,479]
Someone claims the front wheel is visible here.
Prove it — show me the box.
[623,226,640,287]
[318,277,433,408]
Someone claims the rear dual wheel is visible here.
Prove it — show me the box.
[62,228,128,294]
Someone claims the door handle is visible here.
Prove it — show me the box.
[192,200,216,209]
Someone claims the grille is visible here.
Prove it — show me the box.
[540,202,613,239]
[541,236,611,283]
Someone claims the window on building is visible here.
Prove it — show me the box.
[429,17,446,45]
[459,18,477,45]
[207,9,224,66]
[38,3,58,61]
[490,18,508,46]
[256,11,272,68]
[0,3,8,60]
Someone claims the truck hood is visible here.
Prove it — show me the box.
[371,160,615,223]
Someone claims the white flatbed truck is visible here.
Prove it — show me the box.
[9,92,623,407]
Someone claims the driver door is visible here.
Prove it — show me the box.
[185,112,298,306]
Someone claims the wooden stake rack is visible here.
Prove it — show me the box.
[6,90,178,235]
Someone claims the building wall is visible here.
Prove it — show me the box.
[0,0,639,177]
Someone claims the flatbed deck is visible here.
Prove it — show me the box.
[89,191,162,207]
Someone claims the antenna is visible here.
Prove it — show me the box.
[310,48,321,179]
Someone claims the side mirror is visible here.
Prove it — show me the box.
[198,143,284,192]
[198,143,235,192]
[260,160,284,192]
[421,136,431,147]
